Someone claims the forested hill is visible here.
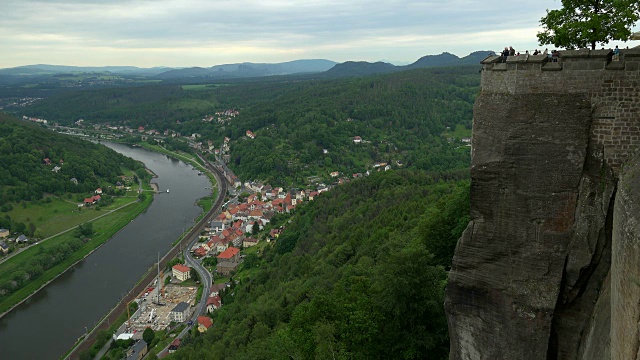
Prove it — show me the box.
[221,66,478,185]
[20,66,479,186]
[0,114,141,204]
[170,170,470,359]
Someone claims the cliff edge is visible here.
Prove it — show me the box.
[446,48,640,360]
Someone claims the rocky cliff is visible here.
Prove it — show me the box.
[445,48,640,360]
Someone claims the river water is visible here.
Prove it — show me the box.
[0,143,211,360]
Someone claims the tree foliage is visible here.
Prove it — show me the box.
[143,327,156,345]
[538,0,640,49]
[0,237,85,300]
[0,113,142,205]
[169,171,470,359]
[20,66,478,187]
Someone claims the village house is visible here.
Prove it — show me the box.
[243,237,259,248]
[95,188,103,195]
[0,242,9,254]
[193,247,207,258]
[197,316,213,333]
[206,294,222,313]
[210,283,226,296]
[215,237,232,253]
[246,130,256,139]
[209,221,225,233]
[83,195,101,205]
[269,228,282,239]
[170,301,190,322]
[353,136,362,144]
[125,339,148,360]
[172,264,191,282]
[168,339,181,354]
[216,247,241,275]
[308,191,319,201]
[0,228,9,238]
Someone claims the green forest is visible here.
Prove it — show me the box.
[0,113,145,238]
[169,171,469,359]
[2,65,478,358]
[21,66,478,187]
[0,114,141,204]
[222,67,477,184]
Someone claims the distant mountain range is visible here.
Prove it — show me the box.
[324,51,493,77]
[0,64,173,76]
[0,51,493,82]
[154,59,338,79]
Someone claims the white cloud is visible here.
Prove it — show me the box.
[1,0,612,67]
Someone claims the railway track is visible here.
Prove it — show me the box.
[66,152,229,359]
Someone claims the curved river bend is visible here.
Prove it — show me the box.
[0,143,211,360]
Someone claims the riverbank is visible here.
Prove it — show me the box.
[0,194,154,318]
[0,158,156,317]
[65,151,223,360]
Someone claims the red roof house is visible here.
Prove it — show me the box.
[217,247,239,261]
[172,264,191,282]
[194,247,207,258]
[206,295,222,312]
[197,316,213,332]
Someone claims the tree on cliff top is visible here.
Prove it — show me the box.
[537,0,640,50]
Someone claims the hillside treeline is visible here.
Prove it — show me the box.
[23,66,478,187]
[170,170,470,359]
[218,67,478,184]
[0,114,142,205]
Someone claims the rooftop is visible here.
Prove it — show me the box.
[197,315,213,328]
[217,246,239,259]
[171,301,190,313]
[172,264,190,273]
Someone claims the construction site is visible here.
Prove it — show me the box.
[123,279,198,337]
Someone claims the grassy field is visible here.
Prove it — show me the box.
[181,84,226,91]
[137,143,215,185]
[6,195,139,238]
[442,124,472,140]
[0,194,153,315]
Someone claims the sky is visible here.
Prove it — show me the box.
[1,0,638,68]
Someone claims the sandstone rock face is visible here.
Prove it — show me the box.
[612,153,640,360]
[445,92,600,359]
[446,51,640,360]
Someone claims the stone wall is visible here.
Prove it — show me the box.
[446,48,640,360]
[480,48,640,172]
[612,153,640,359]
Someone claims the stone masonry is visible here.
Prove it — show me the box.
[446,48,640,360]
[480,48,640,172]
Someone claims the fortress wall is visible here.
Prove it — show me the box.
[480,48,640,172]
[446,48,640,360]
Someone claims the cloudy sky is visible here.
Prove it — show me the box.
[1,0,638,68]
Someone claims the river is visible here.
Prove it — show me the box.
[0,143,211,360]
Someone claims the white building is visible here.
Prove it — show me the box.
[172,264,191,282]
[170,302,190,322]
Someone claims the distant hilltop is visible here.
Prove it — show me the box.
[0,51,492,81]
[153,59,338,80]
[325,51,493,77]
